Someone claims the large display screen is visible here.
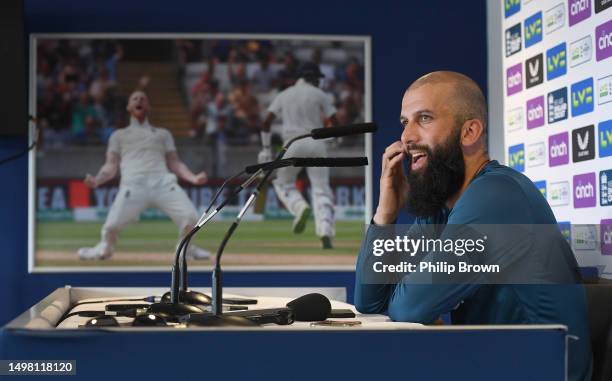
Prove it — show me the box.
[501,0,611,277]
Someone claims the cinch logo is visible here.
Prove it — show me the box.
[571,77,594,117]
[545,3,565,34]
[599,120,612,158]
[573,172,597,208]
[524,11,543,48]
[599,74,612,105]
[508,143,525,172]
[547,43,567,80]
[596,0,612,13]
[505,23,522,57]
[596,19,612,62]
[548,87,568,124]
[601,169,612,206]
[549,181,570,206]
[572,125,595,162]
[549,131,569,166]
[527,142,546,167]
[526,53,544,88]
[570,35,593,67]
[505,0,521,18]
[507,107,524,132]
[558,221,571,245]
[507,63,523,95]
[601,219,612,255]
[527,96,545,129]
[534,180,547,198]
[569,0,592,26]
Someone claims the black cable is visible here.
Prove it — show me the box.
[0,116,38,166]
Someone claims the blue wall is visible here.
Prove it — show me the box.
[0,0,487,325]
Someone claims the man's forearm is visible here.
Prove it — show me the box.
[94,163,117,185]
[169,161,197,183]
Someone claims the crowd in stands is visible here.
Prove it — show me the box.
[35,38,366,151]
[36,40,125,148]
[177,39,365,147]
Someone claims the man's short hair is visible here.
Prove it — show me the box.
[407,71,488,133]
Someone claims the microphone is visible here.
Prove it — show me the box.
[310,122,377,140]
[286,293,331,321]
[244,157,368,174]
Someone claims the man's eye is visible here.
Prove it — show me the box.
[419,115,432,123]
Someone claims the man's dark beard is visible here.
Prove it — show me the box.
[405,129,465,217]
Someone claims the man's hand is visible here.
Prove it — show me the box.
[373,141,410,224]
[84,174,98,189]
[258,147,273,164]
[191,171,208,185]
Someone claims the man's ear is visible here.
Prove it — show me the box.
[460,119,485,147]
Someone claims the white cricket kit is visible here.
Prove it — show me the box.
[97,118,198,253]
[268,79,337,238]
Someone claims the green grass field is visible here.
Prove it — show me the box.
[35,219,365,267]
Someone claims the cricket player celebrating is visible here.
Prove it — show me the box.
[259,62,339,249]
[78,91,211,260]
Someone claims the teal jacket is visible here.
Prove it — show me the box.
[355,160,592,381]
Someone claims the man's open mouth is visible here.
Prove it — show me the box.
[410,151,428,171]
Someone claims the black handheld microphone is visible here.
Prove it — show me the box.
[244,157,368,174]
[310,122,377,140]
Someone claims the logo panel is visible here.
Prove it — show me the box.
[507,106,524,132]
[527,142,546,167]
[549,131,570,166]
[596,19,612,62]
[570,35,593,67]
[550,181,570,206]
[595,0,612,13]
[602,219,612,255]
[599,120,612,157]
[573,172,597,208]
[558,221,572,245]
[507,63,523,95]
[526,53,544,88]
[571,77,594,117]
[569,0,592,26]
[527,96,545,129]
[525,11,543,47]
[599,74,612,105]
[506,23,522,57]
[572,125,596,162]
[505,0,521,18]
[548,87,568,124]
[547,42,567,80]
[573,225,598,250]
[545,3,565,34]
[509,143,525,172]
[601,169,612,206]
[534,180,547,198]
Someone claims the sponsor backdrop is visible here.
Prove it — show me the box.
[502,0,612,277]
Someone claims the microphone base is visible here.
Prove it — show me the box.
[180,313,258,327]
[161,290,212,306]
[148,302,204,323]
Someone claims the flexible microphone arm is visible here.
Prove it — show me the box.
[211,156,369,316]
[171,132,312,305]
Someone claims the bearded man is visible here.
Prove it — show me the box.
[354,72,592,381]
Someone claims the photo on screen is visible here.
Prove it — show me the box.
[29,33,372,272]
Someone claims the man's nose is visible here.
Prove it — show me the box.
[400,121,419,146]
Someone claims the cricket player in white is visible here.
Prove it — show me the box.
[259,62,338,249]
[78,91,211,260]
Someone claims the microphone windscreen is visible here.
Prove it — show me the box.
[286,293,332,321]
[311,123,377,140]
